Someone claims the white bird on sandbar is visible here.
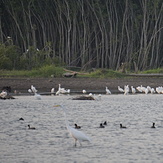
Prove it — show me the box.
[131,86,136,94]
[56,84,70,95]
[54,105,91,146]
[31,85,38,94]
[118,86,124,93]
[124,85,129,95]
[0,90,7,98]
[106,87,111,94]
[51,88,55,93]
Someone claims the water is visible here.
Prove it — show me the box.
[0,94,163,163]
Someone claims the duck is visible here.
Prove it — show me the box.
[19,117,24,121]
[120,123,127,128]
[99,123,105,128]
[151,123,155,128]
[28,125,36,130]
[103,121,107,125]
[74,123,81,129]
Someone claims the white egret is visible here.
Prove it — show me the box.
[51,88,55,96]
[28,89,32,93]
[56,84,70,94]
[89,93,93,96]
[106,87,111,94]
[54,105,91,146]
[144,88,149,94]
[150,88,155,94]
[51,88,55,93]
[124,85,129,95]
[31,85,37,94]
[131,86,136,94]
[118,86,124,93]
[0,91,7,98]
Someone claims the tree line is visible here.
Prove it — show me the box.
[0,0,163,71]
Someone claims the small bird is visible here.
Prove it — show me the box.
[28,125,36,130]
[82,90,86,94]
[118,86,124,93]
[99,123,105,128]
[74,124,81,129]
[120,124,127,128]
[51,88,55,94]
[131,86,136,94]
[151,123,155,128]
[19,117,24,121]
[106,87,111,94]
[103,121,107,125]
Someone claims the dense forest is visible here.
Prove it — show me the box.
[0,0,163,71]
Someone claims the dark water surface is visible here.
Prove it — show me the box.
[0,94,163,163]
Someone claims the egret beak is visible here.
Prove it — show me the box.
[54,105,60,107]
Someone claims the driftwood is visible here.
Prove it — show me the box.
[63,72,77,78]
[72,95,95,100]
[0,95,15,100]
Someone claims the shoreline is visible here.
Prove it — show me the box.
[0,77,162,94]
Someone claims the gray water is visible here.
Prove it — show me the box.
[0,94,163,163]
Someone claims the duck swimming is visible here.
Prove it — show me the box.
[74,123,81,129]
[151,123,155,128]
[120,124,127,128]
[19,117,24,121]
[28,125,36,130]
[99,123,105,128]
[103,121,107,125]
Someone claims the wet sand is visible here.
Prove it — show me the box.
[0,77,162,93]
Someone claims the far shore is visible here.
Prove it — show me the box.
[0,76,163,94]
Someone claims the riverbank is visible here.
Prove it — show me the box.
[0,76,162,94]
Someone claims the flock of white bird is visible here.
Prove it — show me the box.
[1,83,163,99]
[117,85,163,95]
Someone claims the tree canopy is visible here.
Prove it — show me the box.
[0,0,163,71]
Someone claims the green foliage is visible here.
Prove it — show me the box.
[29,65,64,77]
[0,65,64,77]
[80,69,125,78]
[0,44,21,70]
[141,68,163,74]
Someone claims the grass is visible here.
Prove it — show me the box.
[0,65,64,78]
[0,66,162,78]
[78,69,125,78]
[140,68,163,74]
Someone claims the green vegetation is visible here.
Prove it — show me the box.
[1,0,163,72]
[0,65,64,78]
[1,66,163,78]
[141,68,163,74]
[78,69,125,78]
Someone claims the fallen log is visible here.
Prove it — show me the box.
[72,95,95,100]
[0,95,15,100]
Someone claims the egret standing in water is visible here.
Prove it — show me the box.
[54,105,91,146]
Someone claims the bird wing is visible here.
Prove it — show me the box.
[67,126,90,142]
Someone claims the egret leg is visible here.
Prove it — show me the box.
[74,139,77,147]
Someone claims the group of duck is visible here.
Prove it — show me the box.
[18,117,36,130]
[75,121,156,129]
